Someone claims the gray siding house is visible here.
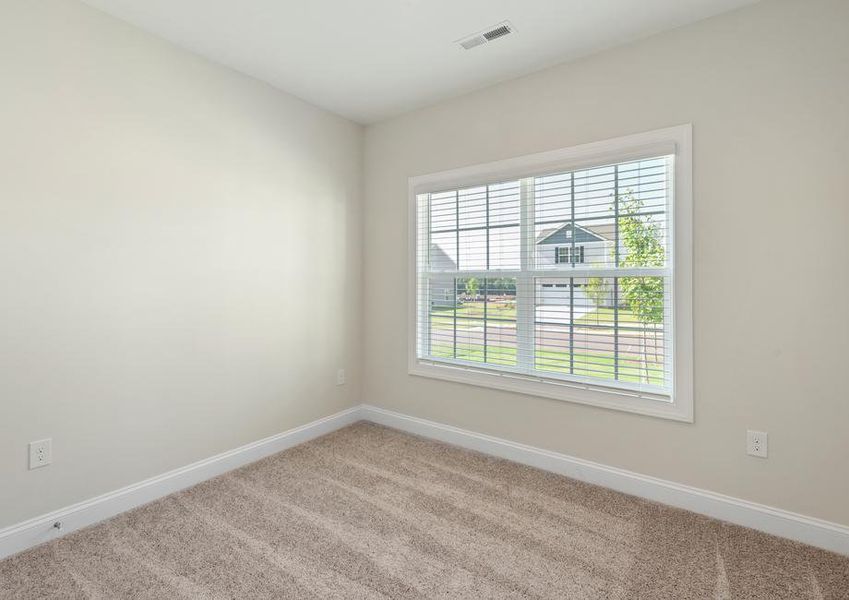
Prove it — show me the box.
[535,223,614,308]
[428,222,615,309]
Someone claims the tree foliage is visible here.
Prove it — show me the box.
[585,274,610,309]
[618,192,664,327]
[486,277,516,295]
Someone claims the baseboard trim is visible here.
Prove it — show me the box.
[360,404,849,556]
[0,406,361,561]
[3,403,847,561]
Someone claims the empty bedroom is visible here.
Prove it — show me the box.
[1,0,848,597]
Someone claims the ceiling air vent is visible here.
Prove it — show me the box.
[483,24,512,41]
[457,21,513,50]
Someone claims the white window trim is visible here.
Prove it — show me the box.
[407,124,693,423]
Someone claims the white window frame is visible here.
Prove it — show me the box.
[407,125,693,422]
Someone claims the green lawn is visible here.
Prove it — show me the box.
[432,301,516,319]
[430,301,516,332]
[430,343,664,385]
[573,307,653,327]
[429,314,485,331]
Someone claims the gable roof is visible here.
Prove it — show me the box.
[536,223,608,245]
[429,242,456,270]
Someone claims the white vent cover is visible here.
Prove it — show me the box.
[457,21,513,50]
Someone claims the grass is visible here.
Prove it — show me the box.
[573,307,645,326]
[427,300,665,385]
[430,343,665,386]
[430,301,515,332]
[432,301,516,320]
[430,315,503,331]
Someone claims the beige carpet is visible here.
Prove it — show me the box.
[1,422,847,599]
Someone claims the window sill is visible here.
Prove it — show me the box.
[409,359,693,423]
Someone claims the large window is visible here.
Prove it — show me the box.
[409,126,692,421]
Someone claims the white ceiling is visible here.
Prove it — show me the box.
[81,0,758,124]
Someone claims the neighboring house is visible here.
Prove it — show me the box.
[428,222,616,309]
[535,222,613,268]
[536,223,615,308]
[429,243,457,308]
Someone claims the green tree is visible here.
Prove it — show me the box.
[488,277,516,295]
[585,273,610,310]
[618,191,665,381]
[463,276,480,299]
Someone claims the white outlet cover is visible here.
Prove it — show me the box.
[336,369,346,385]
[28,438,52,469]
[746,430,768,458]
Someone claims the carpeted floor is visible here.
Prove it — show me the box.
[1,422,847,599]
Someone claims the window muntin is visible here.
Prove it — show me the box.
[417,155,673,399]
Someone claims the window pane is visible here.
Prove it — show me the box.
[482,278,517,366]
[535,276,572,373]
[571,277,617,381]
[574,165,616,221]
[429,190,458,271]
[488,181,520,226]
[535,277,619,380]
[429,231,457,270]
[428,277,517,367]
[458,228,487,271]
[535,276,669,387]
[455,318,485,362]
[616,158,669,267]
[428,276,457,359]
[458,186,487,229]
[534,171,572,268]
[429,191,456,231]
[489,226,520,270]
[617,158,667,215]
[428,182,520,272]
[535,158,669,270]
[617,211,667,268]
[535,172,572,222]
[615,276,668,386]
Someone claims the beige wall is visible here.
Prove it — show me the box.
[363,0,849,525]
[0,0,362,528]
[2,0,847,533]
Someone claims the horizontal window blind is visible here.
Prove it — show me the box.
[415,156,673,399]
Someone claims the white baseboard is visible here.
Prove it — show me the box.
[0,406,361,561]
[361,404,849,557]
[3,403,847,561]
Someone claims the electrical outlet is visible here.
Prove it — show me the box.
[29,439,52,469]
[747,430,768,458]
[336,369,346,386]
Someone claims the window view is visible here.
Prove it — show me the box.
[554,245,585,264]
[416,156,672,397]
[429,277,517,366]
